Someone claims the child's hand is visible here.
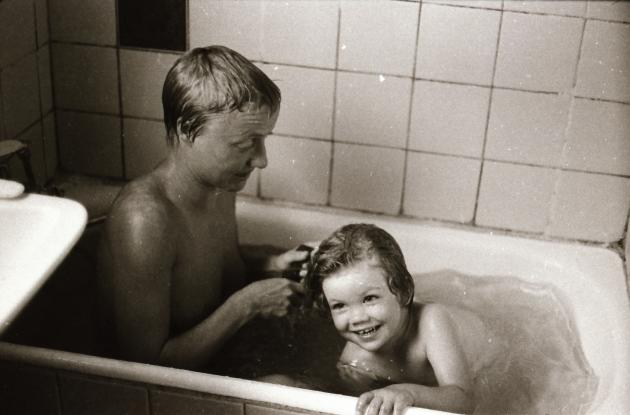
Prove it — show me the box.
[356,386,414,415]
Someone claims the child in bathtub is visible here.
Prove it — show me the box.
[305,224,474,415]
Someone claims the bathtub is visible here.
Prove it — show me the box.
[1,197,628,414]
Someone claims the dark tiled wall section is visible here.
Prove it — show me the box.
[118,0,186,51]
[0,360,321,415]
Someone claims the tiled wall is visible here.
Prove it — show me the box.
[8,0,630,244]
[0,0,56,186]
[0,360,318,415]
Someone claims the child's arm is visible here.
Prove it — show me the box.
[355,304,474,415]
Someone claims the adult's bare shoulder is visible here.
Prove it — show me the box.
[103,177,176,262]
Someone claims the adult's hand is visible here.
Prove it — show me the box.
[237,277,305,319]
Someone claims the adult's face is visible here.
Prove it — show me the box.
[187,103,279,192]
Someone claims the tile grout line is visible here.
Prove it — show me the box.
[398,1,424,216]
[472,5,504,226]
[326,4,342,207]
[544,16,588,236]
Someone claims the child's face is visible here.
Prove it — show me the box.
[322,259,409,353]
[186,103,278,191]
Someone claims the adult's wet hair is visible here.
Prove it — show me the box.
[162,45,281,146]
[305,224,415,310]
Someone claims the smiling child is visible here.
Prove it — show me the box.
[305,224,474,415]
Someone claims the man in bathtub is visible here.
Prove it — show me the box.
[304,224,475,415]
[98,45,309,369]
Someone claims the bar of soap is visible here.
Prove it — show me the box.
[0,179,25,198]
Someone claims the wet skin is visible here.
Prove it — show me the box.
[98,105,307,369]
[322,259,474,415]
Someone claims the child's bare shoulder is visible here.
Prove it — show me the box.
[418,302,455,335]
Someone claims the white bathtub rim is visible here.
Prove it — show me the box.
[0,341,450,415]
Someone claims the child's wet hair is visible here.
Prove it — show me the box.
[305,224,415,310]
[162,45,281,145]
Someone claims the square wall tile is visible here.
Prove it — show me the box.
[49,0,116,45]
[43,112,58,178]
[123,118,168,179]
[576,21,630,103]
[404,152,481,223]
[476,161,556,233]
[57,111,123,177]
[0,0,36,68]
[120,50,179,119]
[261,1,338,69]
[495,13,583,93]
[503,1,587,17]
[261,65,335,139]
[151,390,243,415]
[423,0,502,9]
[335,72,411,148]
[35,0,49,47]
[587,1,630,23]
[564,98,630,176]
[548,171,630,242]
[59,375,149,415]
[190,0,263,60]
[52,44,119,114]
[409,80,490,157]
[261,135,331,205]
[1,53,40,138]
[331,143,405,215]
[485,89,570,167]
[339,1,419,76]
[38,45,53,114]
[0,362,60,415]
[416,4,500,85]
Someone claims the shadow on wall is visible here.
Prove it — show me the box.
[1,223,104,355]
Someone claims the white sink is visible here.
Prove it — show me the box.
[0,191,87,334]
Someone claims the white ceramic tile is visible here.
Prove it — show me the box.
[404,152,481,223]
[495,13,583,93]
[1,54,40,138]
[120,50,179,119]
[476,161,556,233]
[416,4,500,85]
[548,171,630,242]
[576,20,630,103]
[503,1,587,17]
[52,44,119,114]
[123,118,168,179]
[37,45,53,114]
[423,0,502,9]
[35,0,49,47]
[49,0,116,45]
[57,111,123,177]
[485,89,570,167]
[409,80,490,158]
[261,1,338,69]
[339,1,418,76]
[0,0,36,68]
[564,98,630,176]
[43,112,57,179]
[330,143,405,215]
[335,72,411,148]
[261,65,334,139]
[189,0,263,60]
[261,135,331,205]
[587,1,630,23]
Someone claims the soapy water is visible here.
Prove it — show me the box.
[207,271,597,414]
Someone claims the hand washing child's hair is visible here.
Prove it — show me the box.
[305,223,474,415]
